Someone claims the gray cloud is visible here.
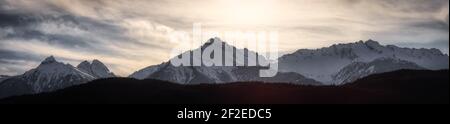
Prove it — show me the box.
[0,49,42,75]
[0,0,448,76]
[0,49,42,62]
[0,0,177,75]
[0,13,123,57]
[395,39,449,54]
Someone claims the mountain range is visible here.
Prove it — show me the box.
[0,56,115,98]
[2,69,447,104]
[77,60,116,78]
[130,38,320,85]
[0,38,448,99]
[132,38,448,85]
[279,40,448,84]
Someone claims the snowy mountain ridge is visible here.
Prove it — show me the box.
[131,39,448,85]
[77,60,116,78]
[279,40,449,84]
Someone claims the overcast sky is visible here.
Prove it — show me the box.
[0,0,448,76]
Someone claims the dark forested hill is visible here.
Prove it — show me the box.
[1,70,448,104]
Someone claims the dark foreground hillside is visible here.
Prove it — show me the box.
[1,70,448,104]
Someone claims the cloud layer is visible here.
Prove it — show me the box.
[0,0,448,76]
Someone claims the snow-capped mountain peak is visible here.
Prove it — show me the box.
[41,56,57,64]
[77,59,115,78]
[0,56,116,99]
[78,60,91,67]
[202,38,219,47]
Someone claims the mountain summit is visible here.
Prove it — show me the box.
[131,39,448,85]
[77,60,116,78]
[41,56,57,64]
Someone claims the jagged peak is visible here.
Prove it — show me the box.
[210,37,223,43]
[79,60,90,64]
[317,39,381,48]
[364,39,381,47]
[92,59,104,65]
[91,60,109,71]
[202,37,226,48]
[77,60,91,68]
[76,59,115,78]
[77,59,108,69]
[287,40,386,57]
[366,39,376,42]
[41,56,58,64]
